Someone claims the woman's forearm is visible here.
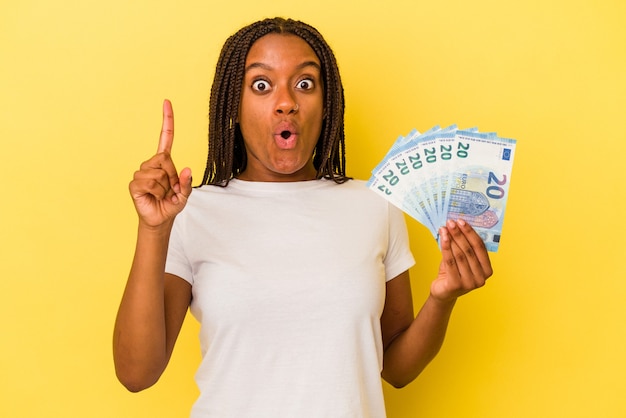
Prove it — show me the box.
[382,295,456,388]
[113,223,173,391]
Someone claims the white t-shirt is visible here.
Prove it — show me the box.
[166,179,415,417]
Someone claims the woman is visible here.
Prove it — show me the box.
[114,17,492,417]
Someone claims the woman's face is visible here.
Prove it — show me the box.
[237,33,324,182]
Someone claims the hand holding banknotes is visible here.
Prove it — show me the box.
[432,219,493,303]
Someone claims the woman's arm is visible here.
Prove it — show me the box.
[113,228,191,392]
[381,272,456,388]
[113,100,193,392]
[381,219,492,388]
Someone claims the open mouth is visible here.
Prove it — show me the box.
[274,128,297,150]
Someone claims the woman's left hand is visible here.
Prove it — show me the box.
[431,219,493,303]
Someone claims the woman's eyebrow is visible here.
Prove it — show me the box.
[245,60,321,74]
[296,61,321,72]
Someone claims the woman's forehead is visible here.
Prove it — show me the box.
[245,33,320,68]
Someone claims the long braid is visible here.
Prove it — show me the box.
[201,17,350,186]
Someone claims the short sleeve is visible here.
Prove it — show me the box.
[384,203,416,281]
[165,216,194,285]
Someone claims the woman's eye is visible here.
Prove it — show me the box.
[252,80,270,92]
[297,79,314,90]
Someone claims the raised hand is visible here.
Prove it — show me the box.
[431,219,493,303]
[129,100,192,228]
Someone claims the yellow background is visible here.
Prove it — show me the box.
[1,0,625,417]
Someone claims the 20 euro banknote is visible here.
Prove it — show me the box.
[368,126,516,252]
[443,131,516,252]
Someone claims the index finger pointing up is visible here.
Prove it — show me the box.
[158,99,174,154]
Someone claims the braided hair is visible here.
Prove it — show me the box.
[200,17,350,186]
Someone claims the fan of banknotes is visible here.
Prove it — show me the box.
[367,125,516,252]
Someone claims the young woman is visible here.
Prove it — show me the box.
[114,17,492,417]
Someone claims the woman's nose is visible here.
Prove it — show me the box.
[275,89,299,115]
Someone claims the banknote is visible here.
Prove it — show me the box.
[368,125,516,252]
[367,126,449,236]
[443,130,516,251]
